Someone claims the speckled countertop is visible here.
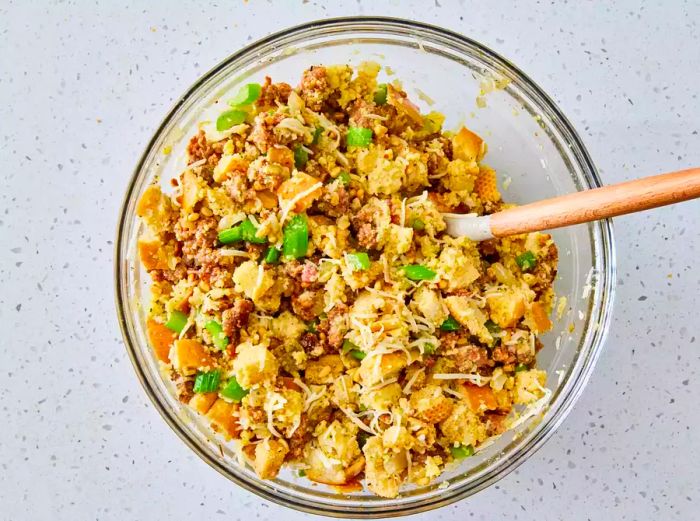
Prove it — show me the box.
[1,1,698,520]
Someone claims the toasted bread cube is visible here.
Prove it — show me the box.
[170,339,215,375]
[439,402,487,447]
[358,352,408,387]
[409,385,453,424]
[363,435,406,498]
[277,171,322,212]
[305,354,345,385]
[206,398,241,440]
[138,238,169,270]
[232,342,279,388]
[474,165,501,203]
[360,382,402,411]
[410,287,448,328]
[487,290,527,328]
[189,392,218,414]
[452,126,485,163]
[253,438,289,479]
[213,154,248,182]
[514,369,547,405]
[267,145,294,169]
[445,295,493,345]
[181,169,202,211]
[136,185,173,231]
[524,301,553,334]
[146,319,176,363]
[461,383,499,412]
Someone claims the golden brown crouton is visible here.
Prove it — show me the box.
[170,339,215,375]
[439,402,487,447]
[232,342,279,388]
[206,399,241,440]
[409,385,453,424]
[253,438,289,479]
[189,392,218,414]
[305,354,345,384]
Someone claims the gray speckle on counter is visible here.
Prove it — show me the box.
[1,1,699,520]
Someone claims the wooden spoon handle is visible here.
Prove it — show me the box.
[489,167,700,237]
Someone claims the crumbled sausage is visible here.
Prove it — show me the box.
[257,76,292,111]
[298,66,330,111]
[222,299,254,337]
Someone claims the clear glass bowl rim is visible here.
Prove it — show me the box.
[114,16,616,518]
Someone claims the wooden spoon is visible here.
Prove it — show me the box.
[443,167,700,240]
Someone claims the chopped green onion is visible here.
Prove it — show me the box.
[220,376,249,402]
[410,218,425,231]
[193,370,221,393]
[485,319,501,334]
[402,264,436,281]
[346,252,370,271]
[338,171,350,185]
[311,126,323,145]
[373,83,388,105]
[216,109,247,131]
[349,349,366,360]
[342,339,359,354]
[238,219,267,244]
[218,226,243,244]
[450,444,474,459]
[440,316,461,332]
[514,363,528,372]
[228,83,262,107]
[423,343,437,355]
[264,247,280,264]
[298,469,306,477]
[218,219,266,245]
[293,145,308,170]
[283,214,309,259]
[165,310,188,334]
[516,251,537,271]
[205,320,229,350]
[346,127,373,148]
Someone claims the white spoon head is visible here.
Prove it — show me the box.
[442,213,494,241]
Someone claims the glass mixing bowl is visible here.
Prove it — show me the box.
[115,17,615,517]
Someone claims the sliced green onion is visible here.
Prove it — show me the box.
[484,319,501,334]
[218,219,266,245]
[516,251,537,271]
[216,109,247,131]
[283,214,309,259]
[342,339,359,354]
[228,83,262,106]
[402,264,436,281]
[264,247,280,264]
[346,252,370,271]
[298,469,306,477]
[450,444,474,459]
[440,316,461,332]
[220,376,249,402]
[373,83,388,105]
[514,363,529,373]
[311,126,323,145]
[238,219,267,244]
[165,310,188,334]
[293,144,308,170]
[218,226,243,245]
[205,320,229,350]
[338,171,350,185]
[410,218,425,231]
[346,127,373,148]
[193,370,221,393]
[349,349,366,360]
[423,343,437,355]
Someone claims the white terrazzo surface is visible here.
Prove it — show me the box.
[1,1,699,520]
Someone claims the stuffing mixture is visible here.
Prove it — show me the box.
[136,62,558,498]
